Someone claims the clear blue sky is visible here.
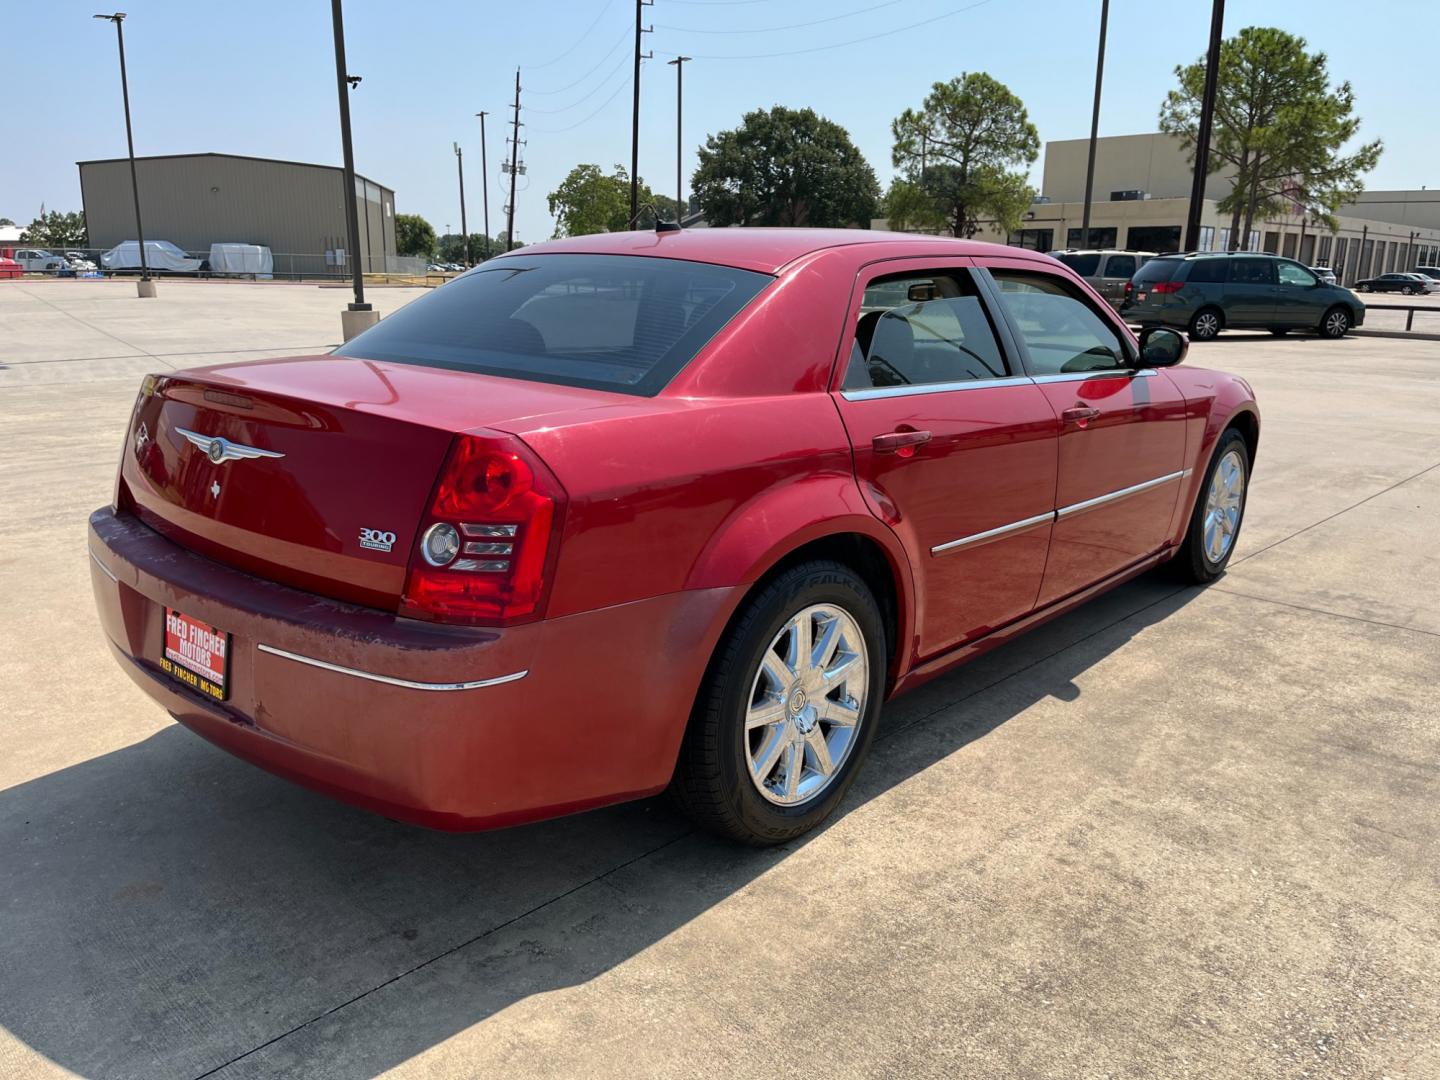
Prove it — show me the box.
[4,0,1436,246]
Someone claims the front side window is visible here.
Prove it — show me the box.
[989,270,1128,376]
[1277,262,1317,287]
[844,270,1009,390]
[334,254,771,395]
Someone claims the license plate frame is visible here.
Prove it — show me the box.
[1137,291,1148,302]
[161,607,230,702]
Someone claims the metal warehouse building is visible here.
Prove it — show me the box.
[78,152,396,278]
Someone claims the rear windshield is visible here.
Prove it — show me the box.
[1133,258,1181,284]
[335,254,772,395]
[1053,253,1101,276]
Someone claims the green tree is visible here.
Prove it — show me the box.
[436,232,515,263]
[890,73,1039,238]
[547,164,658,237]
[1160,26,1382,248]
[394,213,437,258]
[0,217,14,226]
[20,210,87,246]
[691,106,879,228]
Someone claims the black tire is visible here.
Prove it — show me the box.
[1188,307,1223,341]
[1319,305,1351,339]
[1171,428,1249,584]
[670,560,886,845]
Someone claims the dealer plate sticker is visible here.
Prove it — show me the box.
[162,607,229,701]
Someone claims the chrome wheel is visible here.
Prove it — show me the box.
[744,604,869,807]
[1203,449,1246,564]
[1192,311,1220,340]
[1324,309,1349,337]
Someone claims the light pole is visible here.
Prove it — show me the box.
[1184,0,1225,253]
[666,56,690,224]
[476,112,491,260]
[1080,0,1108,251]
[330,0,376,340]
[454,142,469,267]
[93,12,153,297]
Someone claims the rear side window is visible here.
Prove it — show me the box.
[1133,259,1180,284]
[1104,254,1137,278]
[845,269,1009,390]
[1054,253,1101,276]
[1186,258,1228,284]
[334,254,771,395]
[1231,258,1276,285]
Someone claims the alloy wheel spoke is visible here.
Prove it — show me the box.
[746,697,788,730]
[819,651,860,690]
[751,727,787,781]
[824,696,861,727]
[806,728,834,776]
[784,742,803,799]
[760,649,793,691]
[786,613,812,681]
[811,613,841,675]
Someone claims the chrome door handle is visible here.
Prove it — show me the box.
[872,430,932,455]
[1061,406,1100,425]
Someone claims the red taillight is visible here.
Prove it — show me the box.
[1151,280,1184,294]
[1124,281,1133,297]
[400,431,566,626]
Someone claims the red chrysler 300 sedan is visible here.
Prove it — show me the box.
[89,229,1258,844]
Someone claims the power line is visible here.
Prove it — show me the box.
[531,74,633,135]
[657,0,909,35]
[527,23,631,95]
[528,0,617,70]
[674,0,998,60]
[526,50,632,114]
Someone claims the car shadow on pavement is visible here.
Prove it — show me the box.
[0,574,1196,1080]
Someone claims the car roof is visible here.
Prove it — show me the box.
[493,228,1028,274]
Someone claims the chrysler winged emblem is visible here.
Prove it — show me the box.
[175,427,285,465]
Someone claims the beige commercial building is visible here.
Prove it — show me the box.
[883,133,1440,286]
[78,152,396,278]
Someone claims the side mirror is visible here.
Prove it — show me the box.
[1138,326,1187,367]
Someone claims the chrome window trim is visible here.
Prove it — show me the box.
[88,547,119,583]
[930,511,1054,556]
[1056,468,1192,520]
[257,643,527,692]
[840,374,1034,402]
[1030,368,1156,385]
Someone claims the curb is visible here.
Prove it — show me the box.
[1351,328,1440,342]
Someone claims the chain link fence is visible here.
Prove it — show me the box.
[0,244,435,282]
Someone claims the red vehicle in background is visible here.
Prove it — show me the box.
[89,228,1258,844]
[0,249,21,279]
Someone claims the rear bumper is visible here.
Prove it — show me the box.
[89,508,734,830]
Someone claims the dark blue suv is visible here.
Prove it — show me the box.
[1121,253,1365,340]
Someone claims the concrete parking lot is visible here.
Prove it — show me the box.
[2,279,1437,1079]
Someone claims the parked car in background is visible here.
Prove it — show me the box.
[1047,248,1156,308]
[65,251,98,271]
[1354,272,1433,295]
[101,240,205,275]
[11,247,72,275]
[1413,265,1440,285]
[1122,251,1364,340]
[0,251,21,279]
[1310,265,1336,285]
[90,228,1260,844]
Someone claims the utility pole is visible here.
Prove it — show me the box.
[506,68,523,252]
[629,0,654,224]
[454,142,469,267]
[476,111,491,260]
[1080,0,1109,251]
[93,12,152,297]
[666,56,690,223]
[328,0,375,338]
[1184,0,1225,253]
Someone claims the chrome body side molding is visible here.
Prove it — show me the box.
[257,643,528,692]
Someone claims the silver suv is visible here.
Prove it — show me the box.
[1047,249,1157,308]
